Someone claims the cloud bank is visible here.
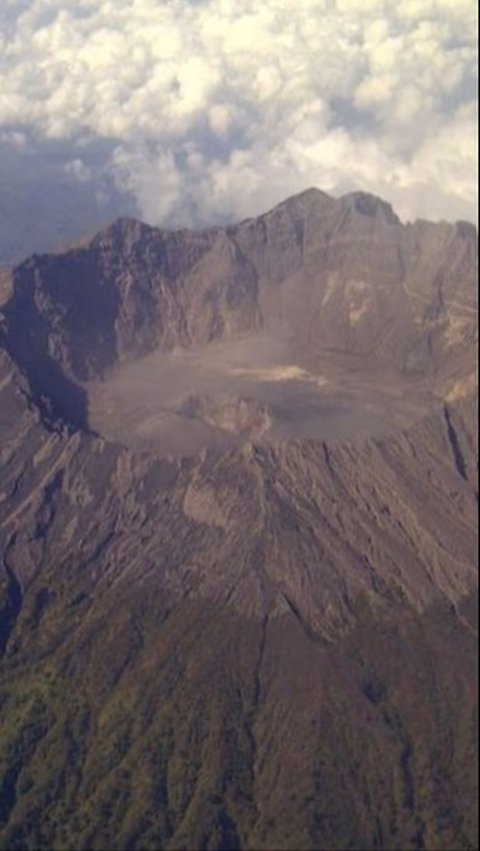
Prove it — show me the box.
[0,0,477,254]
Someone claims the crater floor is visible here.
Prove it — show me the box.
[87,332,434,454]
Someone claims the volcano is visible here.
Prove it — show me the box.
[0,188,477,851]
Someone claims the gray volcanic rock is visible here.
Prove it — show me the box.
[0,188,477,851]
[1,188,477,394]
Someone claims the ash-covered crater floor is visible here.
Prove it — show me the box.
[87,331,434,454]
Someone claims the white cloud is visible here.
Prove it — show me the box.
[0,0,477,234]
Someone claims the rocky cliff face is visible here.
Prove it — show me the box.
[2,189,477,389]
[0,189,477,851]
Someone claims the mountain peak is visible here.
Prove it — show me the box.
[340,190,401,224]
[98,215,151,237]
[272,186,335,216]
[255,187,402,228]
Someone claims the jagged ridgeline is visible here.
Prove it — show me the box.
[0,189,478,851]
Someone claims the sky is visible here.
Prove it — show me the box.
[0,0,477,261]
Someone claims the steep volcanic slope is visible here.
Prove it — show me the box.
[0,189,478,851]
[1,189,477,394]
[1,189,476,450]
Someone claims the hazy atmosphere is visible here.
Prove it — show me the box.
[0,0,477,263]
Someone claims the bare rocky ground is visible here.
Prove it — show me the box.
[87,332,434,453]
[0,188,477,850]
